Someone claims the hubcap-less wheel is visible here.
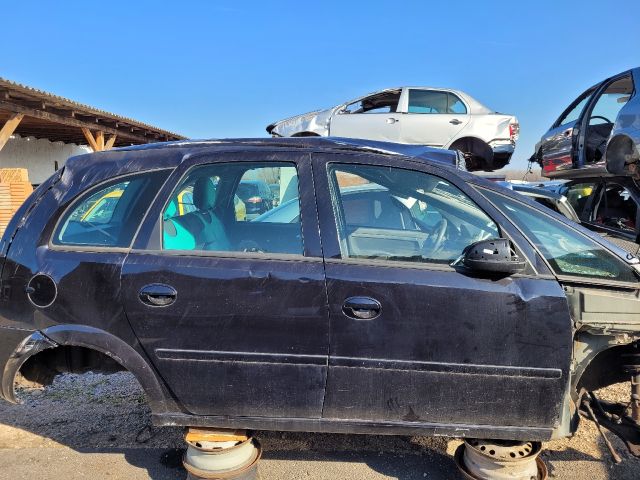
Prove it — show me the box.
[455,439,547,480]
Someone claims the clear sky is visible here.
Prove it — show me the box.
[2,1,639,170]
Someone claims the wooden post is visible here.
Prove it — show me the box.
[105,134,117,150]
[0,113,24,152]
[95,130,104,151]
[81,127,100,151]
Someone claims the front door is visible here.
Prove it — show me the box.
[312,153,572,429]
[397,88,470,146]
[329,90,402,142]
[121,152,329,418]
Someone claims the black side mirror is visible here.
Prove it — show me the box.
[459,238,526,275]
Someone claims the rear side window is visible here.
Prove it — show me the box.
[408,90,467,114]
[162,162,302,254]
[482,189,637,283]
[54,171,168,248]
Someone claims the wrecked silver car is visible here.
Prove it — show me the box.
[267,87,519,171]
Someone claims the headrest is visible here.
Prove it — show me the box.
[193,177,217,211]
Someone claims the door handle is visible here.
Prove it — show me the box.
[449,119,463,125]
[386,117,399,124]
[139,284,177,307]
[342,296,381,320]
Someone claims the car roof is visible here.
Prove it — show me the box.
[61,137,463,188]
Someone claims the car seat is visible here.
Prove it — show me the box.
[163,177,231,251]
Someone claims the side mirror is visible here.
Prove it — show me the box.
[460,238,526,275]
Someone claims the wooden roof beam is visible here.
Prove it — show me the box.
[0,113,24,152]
[0,100,151,144]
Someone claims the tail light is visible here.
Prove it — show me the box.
[247,196,263,204]
[509,123,520,141]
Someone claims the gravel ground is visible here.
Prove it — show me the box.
[0,372,639,479]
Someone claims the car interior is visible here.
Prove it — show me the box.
[329,165,499,263]
[584,75,633,164]
[162,163,303,255]
[341,90,402,114]
[594,184,638,233]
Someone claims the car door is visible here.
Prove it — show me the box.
[329,90,402,142]
[121,150,329,419]
[536,87,597,176]
[312,152,572,430]
[586,178,640,255]
[396,88,470,146]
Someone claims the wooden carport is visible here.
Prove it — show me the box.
[0,77,186,153]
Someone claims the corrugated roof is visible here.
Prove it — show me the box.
[0,76,186,146]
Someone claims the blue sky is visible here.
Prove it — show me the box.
[2,1,639,170]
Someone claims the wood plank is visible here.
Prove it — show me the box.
[81,127,99,152]
[95,130,104,151]
[104,134,117,150]
[0,113,24,151]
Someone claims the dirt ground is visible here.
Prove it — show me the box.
[0,372,638,479]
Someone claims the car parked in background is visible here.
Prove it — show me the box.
[2,138,640,471]
[498,181,579,223]
[267,87,519,171]
[236,179,275,218]
[541,177,640,255]
[531,67,640,178]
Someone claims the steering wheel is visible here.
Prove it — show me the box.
[424,218,448,254]
[590,115,612,124]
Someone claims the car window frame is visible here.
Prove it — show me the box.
[130,150,323,261]
[479,186,639,287]
[49,168,172,253]
[553,87,597,129]
[311,152,543,276]
[398,88,470,115]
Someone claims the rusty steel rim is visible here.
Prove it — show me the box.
[183,438,262,479]
[454,443,548,480]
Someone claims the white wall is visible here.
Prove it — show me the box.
[0,135,91,184]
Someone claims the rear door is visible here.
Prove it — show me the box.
[121,151,329,418]
[313,152,573,430]
[397,88,470,146]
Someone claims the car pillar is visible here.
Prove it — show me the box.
[182,427,262,479]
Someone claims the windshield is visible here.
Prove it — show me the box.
[482,189,637,283]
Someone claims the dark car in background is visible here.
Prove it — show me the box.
[1,138,640,474]
[498,181,579,222]
[236,179,275,218]
[530,67,640,255]
[530,67,640,178]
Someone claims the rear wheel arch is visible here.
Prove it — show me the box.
[12,325,173,413]
[606,134,639,176]
[448,136,495,171]
[291,131,320,137]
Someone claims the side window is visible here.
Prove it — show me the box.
[595,183,638,234]
[482,189,637,283]
[162,162,302,254]
[566,182,597,221]
[407,90,466,114]
[55,170,168,248]
[340,90,401,115]
[557,88,595,126]
[328,164,499,264]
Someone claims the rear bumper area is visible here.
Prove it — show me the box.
[0,327,53,403]
[489,140,516,170]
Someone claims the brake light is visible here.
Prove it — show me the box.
[509,123,520,140]
[247,196,262,203]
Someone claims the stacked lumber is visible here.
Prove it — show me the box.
[0,169,33,237]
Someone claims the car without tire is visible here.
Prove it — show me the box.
[267,87,519,171]
[1,138,640,467]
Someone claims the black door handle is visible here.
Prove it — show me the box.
[342,296,381,320]
[449,119,463,125]
[139,284,177,307]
